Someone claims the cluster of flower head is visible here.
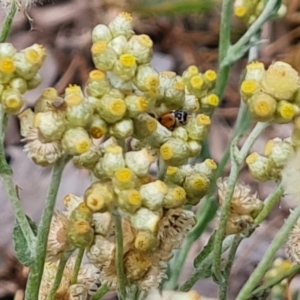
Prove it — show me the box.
[240,61,300,123]
[16,12,218,168]
[263,258,293,298]
[233,0,286,26]
[0,43,45,114]
[11,12,221,298]
[246,137,295,182]
[217,178,263,235]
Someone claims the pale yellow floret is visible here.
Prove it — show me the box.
[204,69,217,82]
[0,57,15,73]
[190,75,204,89]
[235,6,247,17]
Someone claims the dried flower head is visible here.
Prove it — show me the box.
[286,217,300,263]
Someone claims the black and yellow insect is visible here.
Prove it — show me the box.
[158,110,188,131]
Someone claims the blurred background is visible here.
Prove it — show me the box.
[0,0,300,299]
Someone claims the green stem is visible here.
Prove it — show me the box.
[0,108,35,247]
[91,284,110,300]
[180,234,235,291]
[0,1,17,42]
[219,234,243,300]
[223,0,281,67]
[112,211,126,300]
[254,183,284,225]
[236,206,300,300]
[212,122,269,281]
[46,250,73,300]
[214,0,232,98]
[163,197,217,290]
[251,264,300,297]
[24,157,68,300]
[157,156,167,180]
[70,248,85,284]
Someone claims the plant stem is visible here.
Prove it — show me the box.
[91,284,110,300]
[0,107,35,247]
[219,234,243,300]
[70,248,85,284]
[222,0,281,67]
[214,0,232,98]
[24,157,68,300]
[236,206,300,300]
[112,211,126,300]
[180,234,235,291]
[164,197,217,290]
[46,250,73,300]
[212,122,269,281]
[254,183,284,225]
[0,1,17,42]
[157,156,167,180]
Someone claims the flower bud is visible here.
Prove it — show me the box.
[13,45,45,80]
[27,73,42,90]
[245,61,265,82]
[182,65,199,84]
[85,70,111,98]
[112,54,137,81]
[275,100,298,123]
[134,231,158,252]
[186,114,211,141]
[240,79,260,102]
[144,121,173,148]
[91,41,117,71]
[139,180,168,210]
[70,202,93,224]
[99,136,118,153]
[203,69,217,90]
[73,144,102,170]
[109,118,133,138]
[67,284,88,300]
[0,57,15,83]
[1,88,24,114]
[264,138,294,169]
[164,166,185,185]
[108,35,127,55]
[61,127,92,155]
[0,43,16,57]
[9,77,27,93]
[194,159,217,179]
[163,184,186,208]
[183,94,200,113]
[34,87,61,113]
[18,108,34,137]
[84,181,116,212]
[160,138,190,166]
[93,212,112,235]
[34,111,66,141]
[226,213,253,235]
[246,152,270,182]
[97,93,126,123]
[158,72,185,109]
[248,92,276,122]
[262,61,300,101]
[92,24,112,43]
[184,173,210,204]
[125,34,153,64]
[133,64,159,94]
[187,140,202,157]
[113,167,137,190]
[132,113,158,139]
[200,93,219,112]
[130,207,161,232]
[172,126,188,141]
[125,148,155,177]
[108,12,134,38]
[68,220,94,248]
[124,94,149,117]
[88,114,108,139]
[117,189,142,213]
[98,145,125,177]
[186,74,206,98]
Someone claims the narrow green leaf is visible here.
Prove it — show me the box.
[194,230,216,268]
[13,216,37,266]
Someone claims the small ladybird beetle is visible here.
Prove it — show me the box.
[158,110,188,130]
